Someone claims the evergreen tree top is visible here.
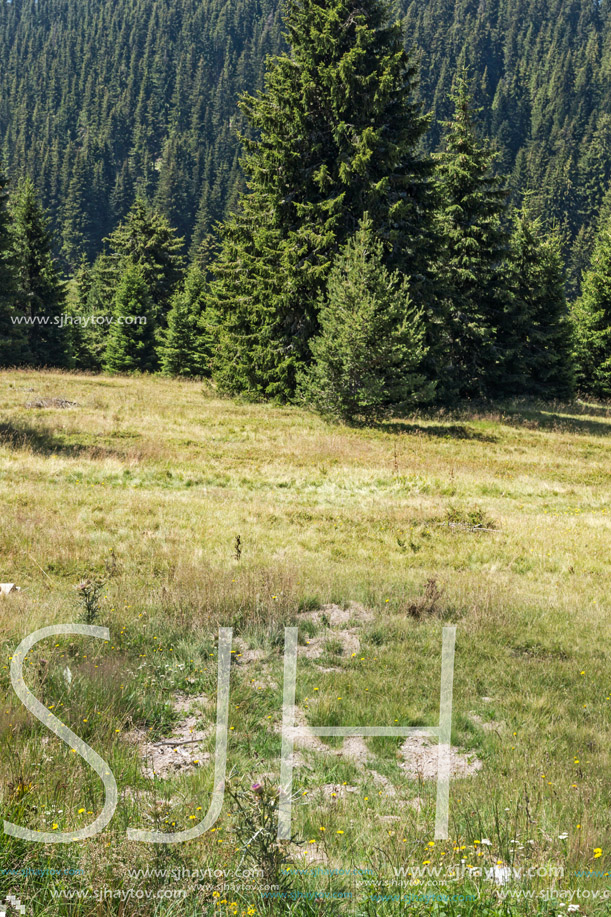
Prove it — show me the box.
[579,218,611,320]
[12,178,57,270]
[210,0,438,401]
[437,72,506,212]
[236,0,433,260]
[106,199,185,268]
[105,197,186,317]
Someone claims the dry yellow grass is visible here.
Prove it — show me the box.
[1,370,609,632]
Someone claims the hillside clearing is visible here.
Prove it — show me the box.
[0,370,610,915]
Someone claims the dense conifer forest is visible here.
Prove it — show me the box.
[3,0,611,273]
[1,0,611,413]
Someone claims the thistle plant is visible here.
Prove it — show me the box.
[225,775,297,893]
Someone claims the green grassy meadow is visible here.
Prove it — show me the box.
[0,370,610,915]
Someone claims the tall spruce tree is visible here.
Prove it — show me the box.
[510,209,574,399]
[301,214,433,421]
[0,163,30,366]
[104,262,158,374]
[68,253,120,371]
[68,256,105,371]
[211,0,435,400]
[105,199,185,325]
[160,261,212,377]
[436,73,510,399]
[573,219,611,398]
[12,178,68,367]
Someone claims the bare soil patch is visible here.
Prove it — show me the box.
[399,735,482,780]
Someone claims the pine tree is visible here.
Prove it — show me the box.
[69,252,121,371]
[0,162,30,366]
[105,199,185,325]
[573,219,611,398]
[300,215,433,422]
[67,255,104,371]
[211,0,435,401]
[104,262,158,373]
[510,209,574,399]
[12,178,68,367]
[153,135,197,243]
[61,151,96,269]
[160,261,211,377]
[435,72,510,399]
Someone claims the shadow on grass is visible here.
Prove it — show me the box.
[375,420,497,442]
[0,421,90,456]
[498,404,611,437]
[563,401,611,418]
[377,398,611,438]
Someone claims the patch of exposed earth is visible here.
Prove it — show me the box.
[275,707,329,753]
[233,640,266,665]
[399,735,482,780]
[127,695,211,780]
[371,770,397,797]
[127,602,482,793]
[290,840,328,866]
[301,603,373,629]
[298,602,372,661]
[318,783,359,801]
[341,736,372,766]
[25,396,79,409]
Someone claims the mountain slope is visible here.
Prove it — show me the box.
[2,0,611,284]
[0,0,285,262]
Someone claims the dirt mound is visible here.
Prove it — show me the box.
[319,783,359,800]
[300,602,373,629]
[399,735,482,780]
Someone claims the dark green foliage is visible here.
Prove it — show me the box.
[211,0,435,400]
[67,256,108,371]
[61,151,99,270]
[573,220,611,398]
[104,262,158,373]
[300,215,432,422]
[0,0,599,401]
[12,178,68,367]
[105,200,186,324]
[0,162,29,366]
[435,74,510,399]
[160,261,212,377]
[510,209,575,399]
[0,0,284,259]
[0,0,611,292]
[404,0,611,292]
[2,0,611,289]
